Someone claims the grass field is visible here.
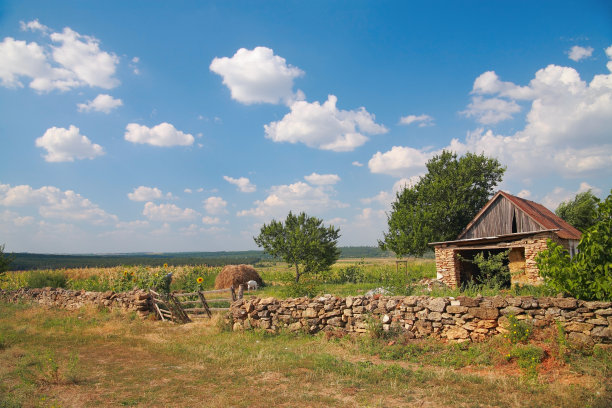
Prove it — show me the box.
[1,301,610,407]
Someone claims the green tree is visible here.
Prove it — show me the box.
[0,243,14,276]
[555,190,600,232]
[254,211,341,283]
[536,189,612,301]
[379,150,505,256]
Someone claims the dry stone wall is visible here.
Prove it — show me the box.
[0,287,152,317]
[230,294,612,345]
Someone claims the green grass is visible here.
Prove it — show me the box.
[1,300,610,407]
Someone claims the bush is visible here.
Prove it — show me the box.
[283,279,320,298]
[537,189,612,301]
[506,344,544,380]
[458,250,510,288]
[503,314,532,344]
[25,270,68,288]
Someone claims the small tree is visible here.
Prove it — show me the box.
[555,190,600,232]
[0,243,13,276]
[254,211,341,283]
[537,189,612,301]
[379,150,505,256]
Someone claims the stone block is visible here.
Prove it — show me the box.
[446,305,468,314]
[564,322,594,333]
[469,307,499,320]
[552,298,578,309]
[427,297,448,312]
[446,326,469,340]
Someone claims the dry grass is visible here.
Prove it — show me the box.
[1,300,610,408]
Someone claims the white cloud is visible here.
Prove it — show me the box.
[210,46,304,105]
[125,122,194,147]
[204,196,228,215]
[462,96,521,124]
[19,19,49,33]
[568,45,594,62]
[202,216,221,225]
[399,114,434,127]
[352,161,364,167]
[368,146,433,177]
[115,220,149,230]
[35,125,104,162]
[0,22,119,92]
[516,189,531,199]
[541,182,601,210]
[77,93,122,113]
[0,210,35,226]
[356,208,386,223]
[304,173,340,185]
[223,176,256,193]
[184,188,193,194]
[264,95,387,151]
[237,181,347,218]
[49,27,119,89]
[377,51,612,179]
[142,202,200,222]
[127,186,174,202]
[0,183,117,225]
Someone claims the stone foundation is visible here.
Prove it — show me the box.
[230,294,612,345]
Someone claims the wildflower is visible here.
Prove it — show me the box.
[163,263,168,268]
[197,277,204,284]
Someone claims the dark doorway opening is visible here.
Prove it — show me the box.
[457,248,511,288]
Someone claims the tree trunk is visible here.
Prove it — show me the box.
[295,264,300,283]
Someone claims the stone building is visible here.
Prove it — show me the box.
[430,191,582,288]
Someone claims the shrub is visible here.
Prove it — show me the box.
[536,189,612,301]
[283,279,320,298]
[458,250,510,288]
[25,270,68,288]
[506,344,544,380]
[503,314,532,344]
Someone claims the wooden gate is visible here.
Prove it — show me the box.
[150,286,243,323]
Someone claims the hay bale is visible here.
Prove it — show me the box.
[214,264,263,290]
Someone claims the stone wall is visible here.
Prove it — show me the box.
[0,287,152,317]
[230,294,612,346]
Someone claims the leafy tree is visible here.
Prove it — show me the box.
[254,211,341,283]
[379,150,505,256]
[0,243,13,276]
[536,189,612,301]
[555,190,600,232]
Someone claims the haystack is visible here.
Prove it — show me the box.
[214,264,263,290]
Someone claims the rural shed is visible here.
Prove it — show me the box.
[430,191,582,288]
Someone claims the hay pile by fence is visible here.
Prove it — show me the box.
[214,264,263,289]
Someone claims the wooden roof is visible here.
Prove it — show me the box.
[456,191,582,241]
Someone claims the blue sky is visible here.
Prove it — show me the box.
[1,1,611,253]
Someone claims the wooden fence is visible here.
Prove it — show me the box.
[150,285,244,323]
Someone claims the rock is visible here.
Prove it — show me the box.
[303,308,318,318]
[591,326,612,340]
[327,317,344,327]
[564,322,594,333]
[568,332,594,348]
[501,306,524,316]
[288,322,302,332]
[446,327,469,340]
[457,296,480,307]
[446,305,468,314]
[345,296,353,308]
[585,301,612,310]
[595,308,612,316]
[427,312,442,321]
[382,314,392,324]
[427,297,448,312]
[552,298,578,309]
[232,322,243,331]
[468,307,499,320]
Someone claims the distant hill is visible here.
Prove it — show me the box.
[7,247,395,271]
